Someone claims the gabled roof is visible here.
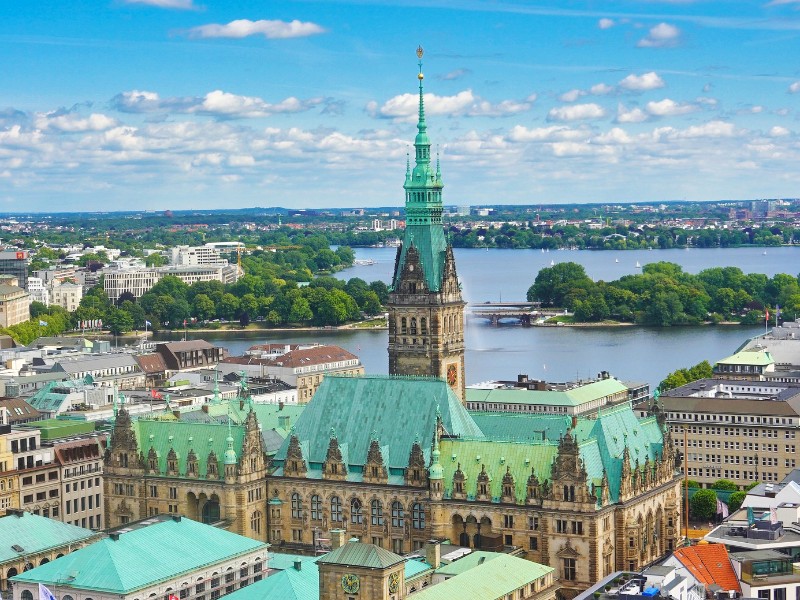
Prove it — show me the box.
[413,554,553,600]
[672,544,741,593]
[316,541,405,569]
[716,348,774,366]
[11,517,268,593]
[0,397,41,422]
[133,418,246,477]
[0,512,97,564]
[135,353,167,374]
[274,375,483,469]
[158,340,216,352]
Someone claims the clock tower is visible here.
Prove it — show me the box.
[317,539,406,600]
[387,47,466,402]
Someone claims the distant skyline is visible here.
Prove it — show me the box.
[3,1,800,211]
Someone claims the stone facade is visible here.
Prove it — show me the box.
[103,407,268,542]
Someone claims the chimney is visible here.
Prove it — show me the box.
[330,529,347,549]
[202,404,209,413]
[571,415,578,429]
[172,515,182,522]
[279,401,285,411]
[293,560,302,571]
[517,374,529,384]
[240,399,245,410]
[425,539,441,569]
[172,410,180,419]
[110,533,120,541]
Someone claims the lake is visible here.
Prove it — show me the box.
[154,247,789,390]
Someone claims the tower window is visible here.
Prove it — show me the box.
[401,317,407,334]
[421,318,427,334]
[410,318,417,335]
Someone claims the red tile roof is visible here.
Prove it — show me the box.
[673,543,741,592]
[223,345,360,369]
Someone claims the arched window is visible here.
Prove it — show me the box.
[391,501,404,528]
[21,592,33,600]
[62,596,75,600]
[331,496,343,522]
[371,499,384,526]
[412,503,425,530]
[351,498,363,524]
[310,495,322,521]
[291,493,302,519]
[564,485,575,502]
[251,510,262,534]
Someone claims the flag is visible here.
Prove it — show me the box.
[716,498,729,519]
[766,308,770,322]
[183,319,187,327]
[38,584,57,600]
[168,595,179,600]
[771,507,778,524]
[38,320,48,327]
[747,506,755,525]
[145,320,152,327]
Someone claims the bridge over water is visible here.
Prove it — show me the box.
[468,302,566,326]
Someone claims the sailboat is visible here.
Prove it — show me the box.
[550,260,555,266]
[635,261,641,268]
[615,258,619,263]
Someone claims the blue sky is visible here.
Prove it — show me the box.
[3,0,800,212]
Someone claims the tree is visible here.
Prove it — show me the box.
[193,294,216,322]
[218,293,240,320]
[106,307,135,336]
[145,253,166,267]
[711,479,739,491]
[29,301,48,318]
[527,262,593,306]
[288,297,313,323]
[727,491,746,512]
[690,488,718,521]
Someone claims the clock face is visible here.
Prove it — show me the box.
[388,571,400,593]
[446,363,458,387]
[342,573,360,594]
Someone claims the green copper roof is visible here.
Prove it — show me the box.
[405,558,433,579]
[716,348,774,366]
[456,403,665,503]
[0,512,97,564]
[413,554,554,600]
[11,517,268,593]
[441,438,559,503]
[434,551,502,576]
[224,561,319,600]
[393,226,448,292]
[134,418,246,477]
[274,375,483,469]
[466,378,628,407]
[317,540,405,569]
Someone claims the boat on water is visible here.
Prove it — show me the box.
[635,261,641,268]
[615,258,619,263]
[550,260,555,266]
[354,259,376,266]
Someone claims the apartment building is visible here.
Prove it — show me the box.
[0,280,29,328]
[49,280,83,312]
[636,378,800,488]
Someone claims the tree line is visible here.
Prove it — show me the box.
[528,261,800,326]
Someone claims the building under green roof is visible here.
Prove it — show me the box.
[11,516,268,595]
[223,558,320,600]
[413,553,554,600]
[0,511,98,565]
[19,418,95,440]
[716,348,775,367]
[273,375,483,472]
[316,540,405,569]
[466,378,629,409]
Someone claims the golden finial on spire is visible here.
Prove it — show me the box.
[417,46,424,80]
[416,45,424,59]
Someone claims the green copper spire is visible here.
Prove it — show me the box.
[393,46,448,292]
[224,416,237,465]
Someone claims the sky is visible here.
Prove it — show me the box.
[3,0,800,212]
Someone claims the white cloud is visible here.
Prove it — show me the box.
[547,103,606,121]
[678,120,737,138]
[766,0,800,5]
[35,112,117,132]
[619,72,665,92]
[616,104,649,123]
[637,23,682,48]
[789,81,800,93]
[559,89,586,102]
[187,19,326,40]
[595,128,632,144]
[598,18,615,29]
[645,98,699,117]
[590,83,614,96]
[696,97,718,107]
[769,126,790,137]
[111,89,327,119]
[507,125,586,143]
[368,90,535,120]
[123,0,196,8]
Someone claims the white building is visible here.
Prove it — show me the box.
[25,277,49,306]
[49,280,83,312]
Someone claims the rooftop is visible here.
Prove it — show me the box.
[0,511,98,565]
[672,543,740,592]
[316,540,405,569]
[11,515,268,593]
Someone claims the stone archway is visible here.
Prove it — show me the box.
[203,494,221,524]
[451,514,469,547]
